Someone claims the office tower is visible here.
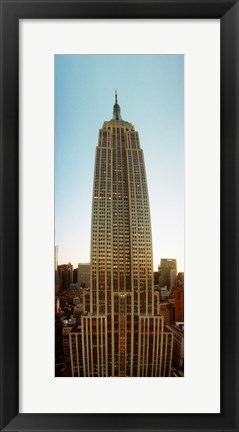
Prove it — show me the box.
[90,91,154,376]
[90,92,153,317]
[57,263,73,292]
[159,258,177,289]
[63,94,173,377]
[78,263,90,288]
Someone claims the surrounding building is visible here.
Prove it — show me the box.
[159,258,177,291]
[57,263,73,292]
[78,263,90,288]
[166,323,184,371]
[177,271,184,287]
[160,286,170,301]
[161,329,174,376]
[159,302,174,324]
[63,94,173,377]
[169,268,177,295]
[73,268,78,284]
[174,286,184,322]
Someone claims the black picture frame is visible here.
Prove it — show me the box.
[0,0,238,431]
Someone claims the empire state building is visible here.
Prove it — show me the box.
[63,94,173,377]
[91,92,154,317]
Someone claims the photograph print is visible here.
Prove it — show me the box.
[55,54,184,378]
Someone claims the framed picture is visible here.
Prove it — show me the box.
[0,0,238,431]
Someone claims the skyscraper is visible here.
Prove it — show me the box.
[91,92,154,316]
[63,94,173,377]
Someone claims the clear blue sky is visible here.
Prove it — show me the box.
[55,55,184,272]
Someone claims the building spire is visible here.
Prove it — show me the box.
[112,90,122,121]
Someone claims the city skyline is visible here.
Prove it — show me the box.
[55,54,184,271]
